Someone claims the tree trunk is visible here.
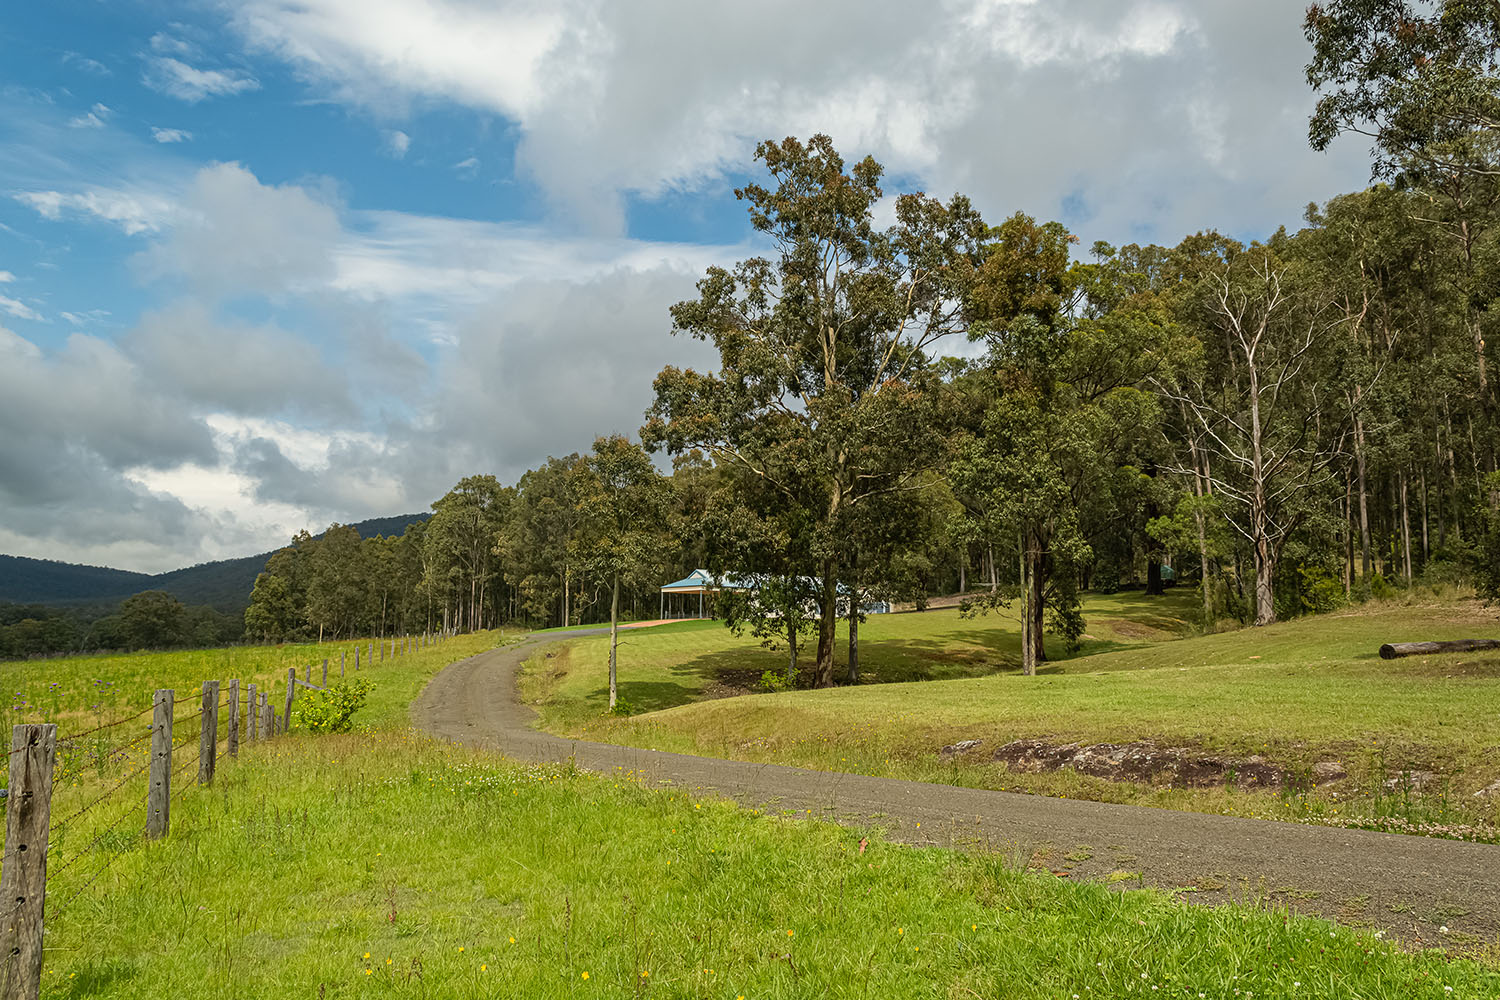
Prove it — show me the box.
[847,596,859,684]
[608,573,619,711]
[787,616,798,683]
[1188,428,1214,618]
[1419,466,1430,564]
[1029,540,1046,665]
[1399,471,1413,583]
[1018,538,1034,676]
[1354,412,1372,587]
[958,553,966,595]
[813,559,838,688]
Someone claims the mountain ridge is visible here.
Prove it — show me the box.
[0,513,431,614]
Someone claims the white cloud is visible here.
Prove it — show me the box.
[62,52,112,76]
[151,126,194,143]
[67,102,112,129]
[60,309,111,327]
[226,0,1370,243]
[143,56,261,102]
[14,187,178,235]
[149,31,203,60]
[0,271,14,283]
[453,156,479,177]
[381,129,410,158]
[137,162,342,296]
[0,294,42,321]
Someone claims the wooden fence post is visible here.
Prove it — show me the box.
[262,692,271,737]
[340,650,346,678]
[284,669,295,733]
[199,680,218,785]
[246,683,257,742]
[227,679,239,757]
[0,723,57,1000]
[322,658,328,686]
[146,689,173,839]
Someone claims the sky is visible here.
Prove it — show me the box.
[0,0,1376,575]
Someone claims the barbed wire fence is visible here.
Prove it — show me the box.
[0,627,454,1000]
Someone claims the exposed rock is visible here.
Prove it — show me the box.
[988,738,1349,790]
[939,739,984,758]
[1312,761,1348,783]
[1473,779,1500,799]
[1383,770,1438,792]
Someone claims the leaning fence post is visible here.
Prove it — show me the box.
[199,681,218,785]
[322,658,328,686]
[354,646,359,671]
[246,683,257,742]
[284,669,295,733]
[340,650,346,678]
[146,689,173,839]
[226,679,239,757]
[261,692,271,737]
[0,723,57,1000]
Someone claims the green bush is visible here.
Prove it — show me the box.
[757,669,793,693]
[293,678,372,733]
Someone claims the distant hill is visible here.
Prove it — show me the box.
[0,513,431,615]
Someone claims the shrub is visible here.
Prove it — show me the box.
[757,669,793,693]
[294,678,372,733]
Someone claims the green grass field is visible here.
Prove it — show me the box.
[16,628,1500,995]
[0,632,507,735]
[520,594,1500,840]
[38,728,1500,997]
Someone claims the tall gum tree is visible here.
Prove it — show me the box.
[574,435,674,711]
[644,135,985,687]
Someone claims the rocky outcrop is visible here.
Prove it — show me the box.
[975,737,1351,790]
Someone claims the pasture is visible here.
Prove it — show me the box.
[520,596,1500,839]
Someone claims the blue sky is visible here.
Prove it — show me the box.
[0,0,1374,573]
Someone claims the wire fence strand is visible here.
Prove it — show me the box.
[47,758,152,838]
[55,703,156,744]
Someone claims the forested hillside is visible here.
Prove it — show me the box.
[0,514,430,613]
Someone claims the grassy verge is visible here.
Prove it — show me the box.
[520,598,1500,840]
[39,728,1499,997]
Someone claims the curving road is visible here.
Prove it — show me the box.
[411,632,1500,947]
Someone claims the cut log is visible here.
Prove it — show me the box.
[1379,639,1500,659]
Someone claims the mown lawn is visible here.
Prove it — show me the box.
[519,590,1199,730]
[37,728,1500,998]
[521,596,1500,838]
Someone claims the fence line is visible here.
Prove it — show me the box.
[0,627,455,999]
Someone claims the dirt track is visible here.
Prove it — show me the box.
[411,633,1500,947]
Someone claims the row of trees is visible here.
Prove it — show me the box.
[243,1,1500,686]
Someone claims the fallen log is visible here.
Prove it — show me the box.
[1379,639,1500,659]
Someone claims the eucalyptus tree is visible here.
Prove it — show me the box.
[1306,0,1500,180]
[1155,237,1348,625]
[645,134,986,687]
[574,435,674,711]
[501,454,589,627]
[426,475,511,632]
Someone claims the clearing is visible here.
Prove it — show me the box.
[518,594,1500,840]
